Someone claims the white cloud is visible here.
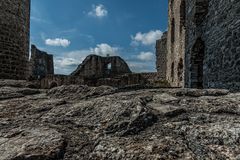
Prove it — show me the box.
[54,50,90,75]
[137,52,155,61]
[45,38,71,47]
[55,58,79,68]
[131,30,163,46]
[90,43,119,56]
[128,62,147,71]
[88,4,108,18]
[127,61,156,73]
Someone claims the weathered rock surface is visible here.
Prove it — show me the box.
[0,80,39,89]
[1,83,240,159]
[0,127,66,160]
[47,85,117,100]
[0,87,41,100]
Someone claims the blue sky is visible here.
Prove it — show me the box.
[30,0,168,75]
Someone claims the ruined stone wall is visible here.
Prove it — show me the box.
[30,45,54,79]
[0,0,30,79]
[40,75,85,89]
[71,55,131,79]
[40,73,147,89]
[140,72,158,81]
[39,55,149,89]
[156,32,168,79]
[166,0,186,87]
[185,0,240,89]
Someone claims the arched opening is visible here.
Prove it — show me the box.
[104,62,112,75]
[178,58,184,82]
[180,0,186,29]
[190,38,205,88]
[107,63,112,70]
[49,81,58,89]
[171,62,174,82]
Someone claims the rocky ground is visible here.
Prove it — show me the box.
[1,80,240,160]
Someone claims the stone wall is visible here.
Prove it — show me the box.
[0,0,30,80]
[40,75,84,89]
[156,32,168,79]
[36,54,154,89]
[166,0,186,87]
[185,0,240,89]
[39,73,147,89]
[71,54,132,78]
[29,45,54,79]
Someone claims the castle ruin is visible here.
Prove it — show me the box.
[0,0,30,79]
[156,0,240,90]
[166,0,186,88]
[39,55,148,89]
[29,45,54,79]
[71,54,132,79]
[156,32,168,80]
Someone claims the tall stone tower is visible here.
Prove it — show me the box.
[156,32,168,79]
[0,0,31,79]
[166,0,186,87]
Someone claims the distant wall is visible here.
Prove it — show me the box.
[30,45,54,79]
[40,75,84,89]
[0,0,30,79]
[38,54,154,89]
[156,32,168,79]
[39,73,149,89]
[71,55,131,79]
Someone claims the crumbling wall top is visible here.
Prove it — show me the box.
[71,54,131,79]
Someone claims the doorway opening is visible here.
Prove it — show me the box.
[190,38,205,88]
